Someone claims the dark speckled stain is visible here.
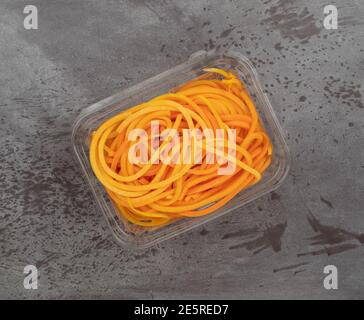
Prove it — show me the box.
[297,212,364,257]
[270,192,280,200]
[273,262,308,273]
[299,96,306,102]
[274,42,284,52]
[219,27,235,38]
[323,78,363,109]
[319,195,334,209]
[36,250,62,269]
[224,223,287,254]
[200,227,209,236]
[298,243,359,257]
[262,1,320,43]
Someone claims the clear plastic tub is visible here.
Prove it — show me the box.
[71,50,290,249]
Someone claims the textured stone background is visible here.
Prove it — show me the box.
[0,0,363,299]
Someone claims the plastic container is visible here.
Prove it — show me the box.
[71,50,290,249]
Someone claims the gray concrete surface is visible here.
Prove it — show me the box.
[0,0,363,299]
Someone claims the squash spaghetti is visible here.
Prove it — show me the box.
[89,68,272,227]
